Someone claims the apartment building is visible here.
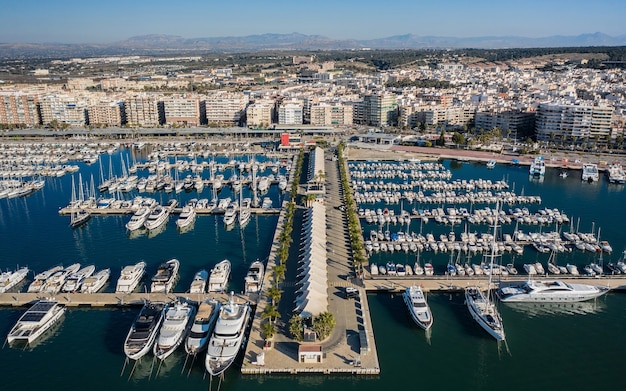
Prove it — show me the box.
[0,92,40,126]
[39,94,88,126]
[535,102,613,141]
[363,93,397,126]
[204,91,248,125]
[278,101,304,125]
[162,96,202,126]
[125,95,163,127]
[399,103,474,128]
[474,110,536,139]
[87,101,125,127]
[246,99,275,127]
[309,102,353,126]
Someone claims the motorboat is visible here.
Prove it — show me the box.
[70,209,91,228]
[402,285,433,330]
[486,159,496,169]
[607,163,626,184]
[115,261,146,293]
[150,259,180,293]
[176,205,197,230]
[424,263,434,276]
[465,286,505,341]
[205,295,251,376]
[123,301,167,360]
[80,268,111,293]
[27,265,63,293]
[62,264,95,293]
[7,299,66,345]
[125,206,152,231]
[143,205,170,230]
[42,263,80,294]
[581,163,599,182]
[189,269,209,294]
[238,198,252,227]
[208,259,231,293]
[496,279,609,303]
[243,260,265,294]
[185,300,220,356]
[223,202,238,227]
[153,301,197,360]
[0,266,29,293]
[529,156,546,176]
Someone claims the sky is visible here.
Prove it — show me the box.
[2,0,625,44]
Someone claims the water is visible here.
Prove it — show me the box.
[1,153,625,390]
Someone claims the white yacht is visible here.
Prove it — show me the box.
[465,286,505,341]
[189,269,209,294]
[607,163,625,184]
[185,300,220,356]
[153,301,197,360]
[115,261,146,294]
[80,268,111,293]
[0,266,29,293]
[143,205,170,230]
[529,156,546,176]
[125,206,152,231]
[402,285,433,330]
[496,279,609,303]
[243,260,265,294]
[176,205,197,230]
[208,259,231,293]
[239,197,252,227]
[486,159,496,169]
[62,264,95,292]
[205,295,251,376]
[581,163,599,182]
[223,202,238,227]
[7,300,66,345]
[27,265,63,293]
[123,301,167,360]
[150,259,180,294]
[42,263,80,294]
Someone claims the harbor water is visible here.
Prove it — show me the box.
[1,151,626,390]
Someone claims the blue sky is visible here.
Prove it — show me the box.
[2,0,625,43]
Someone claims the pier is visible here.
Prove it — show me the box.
[57,206,281,216]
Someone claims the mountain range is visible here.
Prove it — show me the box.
[1,32,625,58]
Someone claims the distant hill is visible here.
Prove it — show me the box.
[1,32,625,58]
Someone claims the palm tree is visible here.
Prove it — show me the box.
[266,286,282,305]
[261,320,276,340]
[262,304,280,324]
[312,312,335,340]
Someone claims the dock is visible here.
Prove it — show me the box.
[58,207,281,216]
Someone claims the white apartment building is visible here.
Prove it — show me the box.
[0,92,40,126]
[246,100,275,127]
[309,102,353,126]
[535,102,613,141]
[399,103,474,128]
[87,101,125,126]
[162,97,202,126]
[204,92,248,125]
[39,94,88,126]
[278,102,303,125]
[125,95,163,127]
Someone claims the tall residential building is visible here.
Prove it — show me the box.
[363,93,397,126]
[39,94,87,126]
[535,102,613,141]
[278,102,303,125]
[162,97,201,126]
[0,93,40,126]
[204,91,248,126]
[246,100,275,127]
[87,101,125,126]
[125,95,163,127]
[309,102,353,126]
[474,110,535,139]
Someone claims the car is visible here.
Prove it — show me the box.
[345,286,358,299]
[338,205,346,212]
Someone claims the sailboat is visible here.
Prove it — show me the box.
[465,202,505,341]
[70,174,91,228]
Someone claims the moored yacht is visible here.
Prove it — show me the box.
[403,285,433,330]
[125,206,152,231]
[185,299,220,356]
[205,294,251,376]
[62,264,95,292]
[176,205,197,230]
[496,279,609,303]
[529,156,546,176]
[189,269,209,294]
[123,301,167,360]
[42,263,80,294]
[150,259,180,293]
[581,163,599,182]
[80,268,111,293]
[7,299,66,345]
[243,260,265,294]
[0,266,29,293]
[153,301,197,360]
[223,202,238,227]
[143,205,170,230]
[208,259,231,293]
[607,163,626,184]
[27,265,63,293]
[115,261,146,293]
[465,286,505,341]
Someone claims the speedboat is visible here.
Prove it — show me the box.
[125,206,152,231]
[80,268,111,293]
[176,205,197,230]
[496,279,609,303]
[486,159,496,169]
[205,295,251,376]
[7,299,66,345]
[153,301,197,360]
[465,286,505,341]
[115,261,147,293]
[27,265,63,293]
[143,205,170,230]
[62,264,95,292]
[0,266,29,293]
[243,260,264,294]
[189,269,209,294]
[150,259,180,293]
[123,301,167,360]
[42,263,81,294]
[185,300,220,356]
[208,259,231,293]
[402,285,433,330]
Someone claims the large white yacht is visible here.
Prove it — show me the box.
[465,286,505,341]
[62,264,95,293]
[238,198,252,227]
[607,163,626,184]
[185,300,220,356]
[143,205,170,230]
[205,295,251,376]
[7,300,66,345]
[27,265,63,293]
[176,205,197,230]
[529,156,546,176]
[402,285,434,330]
[80,268,111,293]
[222,202,238,227]
[207,259,231,293]
[496,279,609,303]
[125,206,152,231]
[189,269,209,294]
[123,301,167,360]
[581,163,599,182]
[0,266,29,293]
[153,301,197,360]
[243,260,264,294]
[150,259,180,293]
[115,261,146,294]
[42,263,81,294]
